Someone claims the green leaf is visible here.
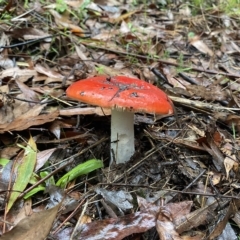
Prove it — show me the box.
[24,185,46,199]
[0,158,10,167]
[7,136,37,212]
[40,171,55,185]
[24,171,53,199]
[56,159,103,188]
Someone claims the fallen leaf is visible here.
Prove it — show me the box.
[188,34,213,56]
[15,79,40,105]
[1,203,61,240]
[35,148,56,171]
[49,9,85,35]
[0,67,37,82]
[186,85,228,101]
[75,197,192,240]
[0,106,59,133]
[7,136,37,213]
[9,27,52,41]
[34,64,64,79]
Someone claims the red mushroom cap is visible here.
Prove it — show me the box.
[66,76,174,115]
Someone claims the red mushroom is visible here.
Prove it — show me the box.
[66,76,174,164]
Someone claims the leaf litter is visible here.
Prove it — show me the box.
[0,0,240,239]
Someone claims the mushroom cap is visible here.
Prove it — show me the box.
[66,76,174,115]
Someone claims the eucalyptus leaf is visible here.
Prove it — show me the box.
[7,136,37,212]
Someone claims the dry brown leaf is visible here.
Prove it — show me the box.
[202,134,225,171]
[76,198,192,240]
[187,124,205,137]
[170,137,205,151]
[0,84,9,93]
[188,35,213,56]
[0,105,59,133]
[0,67,37,82]
[220,141,239,177]
[232,211,240,228]
[32,86,64,97]
[74,44,88,61]
[49,121,61,139]
[9,27,52,41]
[208,201,236,239]
[0,55,14,69]
[181,232,205,240]
[156,220,182,240]
[224,155,237,179]
[208,171,222,185]
[49,9,85,35]
[65,0,84,8]
[81,39,128,54]
[176,201,218,233]
[109,10,138,24]
[162,64,179,87]
[186,85,228,101]
[1,203,61,240]
[94,63,136,78]
[15,79,40,104]
[93,29,121,40]
[156,201,192,240]
[0,32,10,50]
[5,199,32,232]
[35,64,64,79]
[35,148,56,171]
[0,146,20,159]
[0,95,33,125]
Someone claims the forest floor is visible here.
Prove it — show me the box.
[0,0,240,239]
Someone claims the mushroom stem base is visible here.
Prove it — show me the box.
[111,109,135,164]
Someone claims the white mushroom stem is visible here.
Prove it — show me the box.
[110,109,135,164]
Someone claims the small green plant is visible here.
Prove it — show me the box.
[176,53,192,73]
[163,50,170,59]
[55,0,68,13]
[128,22,137,33]
[95,65,105,74]
[0,12,12,20]
[220,0,240,16]
[127,55,139,65]
[56,159,103,188]
[0,157,103,199]
[189,0,240,16]
[77,0,92,20]
[24,0,29,8]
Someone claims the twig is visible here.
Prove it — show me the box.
[170,96,240,112]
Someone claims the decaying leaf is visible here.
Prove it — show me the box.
[186,85,228,101]
[95,188,133,211]
[49,9,85,35]
[224,155,237,179]
[9,27,52,41]
[0,105,59,133]
[35,148,56,171]
[1,203,61,240]
[15,79,40,104]
[0,67,37,82]
[75,197,193,240]
[188,34,213,56]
